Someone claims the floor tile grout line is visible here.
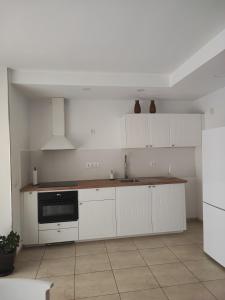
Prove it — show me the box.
[137,246,170,300]
[105,240,122,300]
[165,242,202,284]
[118,287,169,298]
[140,235,222,295]
[22,222,213,297]
[166,245,208,264]
[35,246,46,279]
[198,281,218,300]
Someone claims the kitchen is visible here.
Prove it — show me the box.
[1,1,225,300]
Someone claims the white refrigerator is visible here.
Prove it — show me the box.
[203,126,225,267]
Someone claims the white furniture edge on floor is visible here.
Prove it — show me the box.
[0,278,53,300]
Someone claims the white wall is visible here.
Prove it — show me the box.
[193,86,225,219]
[29,98,194,151]
[194,86,225,129]
[9,82,30,235]
[0,67,12,235]
[28,98,198,218]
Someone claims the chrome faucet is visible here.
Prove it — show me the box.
[124,154,128,179]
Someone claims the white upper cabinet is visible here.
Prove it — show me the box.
[149,114,170,147]
[170,114,202,147]
[124,114,149,148]
[122,114,202,148]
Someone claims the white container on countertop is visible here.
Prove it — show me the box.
[32,167,38,185]
[109,170,114,180]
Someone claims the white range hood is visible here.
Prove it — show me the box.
[41,98,75,150]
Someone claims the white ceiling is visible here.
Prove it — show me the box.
[12,48,225,101]
[2,0,225,73]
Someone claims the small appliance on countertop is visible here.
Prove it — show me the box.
[38,181,78,188]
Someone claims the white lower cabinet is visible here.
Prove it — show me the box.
[39,228,78,244]
[152,184,186,233]
[22,191,38,245]
[116,184,186,237]
[79,199,116,240]
[116,186,152,236]
[22,184,186,245]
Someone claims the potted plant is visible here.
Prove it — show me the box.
[0,231,20,276]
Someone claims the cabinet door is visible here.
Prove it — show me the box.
[79,200,116,240]
[23,192,38,245]
[152,184,186,233]
[125,115,149,148]
[203,203,225,267]
[170,114,202,147]
[149,114,170,147]
[116,186,152,236]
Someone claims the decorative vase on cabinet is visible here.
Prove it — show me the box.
[134,100,141,113]
[149,100,156,113]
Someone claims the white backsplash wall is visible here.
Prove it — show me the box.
[30,147,195,182]
[126,148,196,178]
[30,149,125,182]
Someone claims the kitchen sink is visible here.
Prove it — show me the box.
[119,178,140,183]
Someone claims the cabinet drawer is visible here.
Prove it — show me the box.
[39,221,78,231]
[39,228,78,244]
[79,188,115,202]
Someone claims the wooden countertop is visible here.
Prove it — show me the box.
[21,177,187,192]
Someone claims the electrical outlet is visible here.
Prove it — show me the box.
[92,162,100,168]
[149,161,156,167]
[90,128,96,135]
[86,162,92,168]
[86,162,101,168]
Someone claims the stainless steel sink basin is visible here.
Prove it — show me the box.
[119,178,140,183]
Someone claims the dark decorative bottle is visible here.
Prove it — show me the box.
[134,100,141,113]
[149,100,156,113]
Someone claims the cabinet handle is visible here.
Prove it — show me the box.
[172,144,175,147]
[145,145,148,148]
[57,223,60,226]
[80,202,83,205]
[96,188,99,191]
[57,229,61,233]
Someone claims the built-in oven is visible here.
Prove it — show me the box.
[38,191,78,224]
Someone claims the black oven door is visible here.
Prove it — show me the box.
[38,191,78,224]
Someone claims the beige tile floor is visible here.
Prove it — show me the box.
[12,221,225,299]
